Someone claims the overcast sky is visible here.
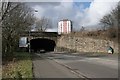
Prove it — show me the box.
[26,0,119,32]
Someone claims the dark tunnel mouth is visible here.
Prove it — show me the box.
[30,38,56,53]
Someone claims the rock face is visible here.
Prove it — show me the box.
[55,35,118,53]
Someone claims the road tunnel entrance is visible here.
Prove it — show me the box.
[30,38,56,52]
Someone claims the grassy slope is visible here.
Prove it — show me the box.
[2,52,33,79]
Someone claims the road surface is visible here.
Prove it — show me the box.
[32,52,118,79]
[32,53,81,78]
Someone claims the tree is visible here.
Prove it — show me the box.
[100,14,113,28]
[100,2,119,39]
[100,2,119,29]
[80,26,85,32]
[2,2,35,58]
[35,17,52,32]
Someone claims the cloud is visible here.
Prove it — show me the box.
[80,0,119,28]
[30,0,119,32]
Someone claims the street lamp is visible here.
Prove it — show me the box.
[35,10,38,12]
[28,10,38,53]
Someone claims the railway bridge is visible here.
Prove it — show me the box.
[19,31,58,52]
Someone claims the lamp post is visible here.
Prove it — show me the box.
[28,10,38,53]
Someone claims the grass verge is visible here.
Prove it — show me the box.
[2,52,33,79]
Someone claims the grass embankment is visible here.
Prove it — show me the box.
[2,52,33,79]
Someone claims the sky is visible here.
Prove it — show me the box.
[26,0,119,32]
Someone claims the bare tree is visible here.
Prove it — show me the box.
[100,2,119,29]
[2,2,35,58]
[35,17,52,32]
[100,2,119,39]
[80,26,85,32]
[0,2,21,23]
[100,14,114,29]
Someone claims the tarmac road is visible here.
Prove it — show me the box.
[46,52,118,78]
[32,52,118,79]
[32,53,81,78]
